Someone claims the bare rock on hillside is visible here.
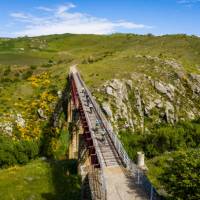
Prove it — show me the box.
[106,86,113,96]
[154,81,175,101]
[154,99,163,108]
[189,73,200,96]
[164,59,182,69]
[165,101,175,123]
[37,108,47,120]
[0,122,13,136]
[15,114,26,128]
[135,88,143,117]
[102,102,112,117]
[57,90,62,98]
[104,79,134,130]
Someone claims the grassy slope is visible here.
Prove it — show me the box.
[1,34,200,89]
[0,159,81,200]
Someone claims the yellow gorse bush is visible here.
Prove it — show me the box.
[11,72,58,140]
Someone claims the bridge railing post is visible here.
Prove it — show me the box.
[137,169,140,185]
[150,185,153,200]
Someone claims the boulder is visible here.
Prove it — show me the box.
[37,108,47,119]
[106,86,113,95]
[15,114,25,128]
[154,99,163,108]
[57,90,62,98]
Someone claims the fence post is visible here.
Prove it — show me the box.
[114,134,117,146]
[137,169,140,185]
[150,185,153,200]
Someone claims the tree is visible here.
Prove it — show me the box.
[159,149,200,200]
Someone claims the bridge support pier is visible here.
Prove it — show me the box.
[68,97,91,176]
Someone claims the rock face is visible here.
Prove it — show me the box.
[96,64,200,132]
[102,102,112,117]
[189,74,200,96]
[154,81,174,101]
[165,101,175,123]
[103,79,134,130]
[135,88,143,117]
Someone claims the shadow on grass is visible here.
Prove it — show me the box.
[42,159,81,200]
[40,79,82,199]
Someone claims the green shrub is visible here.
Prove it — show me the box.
[21,140,39,159]
[22,70,33,79]
[0,135,39,168]
[0,135,17,168]
[0,150,17,168]
[3,66,11,76]
[119,118,200,160]
[15,152,29,164]
[30,65,37,70]
[159,149,200,200]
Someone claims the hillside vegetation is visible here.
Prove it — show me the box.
[0,159,81,200]
[0,33,200,199]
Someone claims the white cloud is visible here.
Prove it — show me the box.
[36,6,54,12]
[10,12,30,19]
[10,2,151,37]
[177,0,200,5]
[57,3,76,14]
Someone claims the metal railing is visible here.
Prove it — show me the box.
[76,72,137,171]
[76,71,162,200]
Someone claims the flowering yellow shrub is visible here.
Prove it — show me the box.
[10,72,59,141]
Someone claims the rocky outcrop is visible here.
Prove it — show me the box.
[154,81,174,101]
[96,66,200,132]
[103,79,134,130]
[189,74,200,96]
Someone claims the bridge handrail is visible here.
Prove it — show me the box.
[76,72,161,200]
[71,72,107,200]
[76,72,137,171]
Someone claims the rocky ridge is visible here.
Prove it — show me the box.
[96,57,200,132]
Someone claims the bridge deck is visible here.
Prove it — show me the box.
[70,66,148,200]
[74,71,122,167]
[104,166,148,200]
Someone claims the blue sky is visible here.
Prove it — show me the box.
[0,0,200,37]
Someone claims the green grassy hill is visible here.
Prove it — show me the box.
[0,33,200,199]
